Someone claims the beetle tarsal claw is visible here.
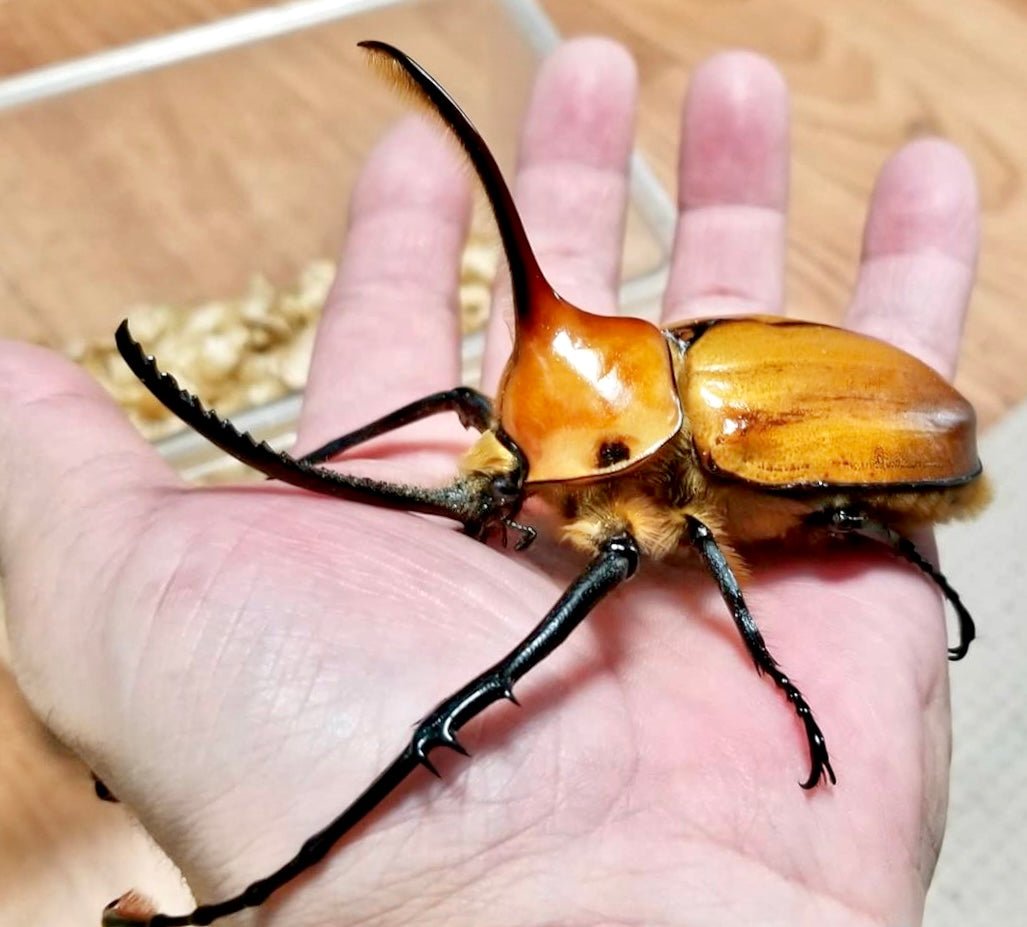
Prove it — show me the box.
[778,673,835,790]
[101,890,157,926]
[92,771,119,802]
[799,730,837,790]
[504,517,537,551]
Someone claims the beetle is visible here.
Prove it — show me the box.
[102,40,988,927]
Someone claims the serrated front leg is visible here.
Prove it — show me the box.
[116,321,516,532]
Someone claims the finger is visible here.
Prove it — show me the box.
[662,52,789,323]
[846,138,979,379]
[480,38,638,393]
[295,117,472,454]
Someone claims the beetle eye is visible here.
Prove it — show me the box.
[596,439,631,468]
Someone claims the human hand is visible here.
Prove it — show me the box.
[0,38,978,926]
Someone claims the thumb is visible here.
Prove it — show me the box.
[0,339,177,546]
[0,339,178,691]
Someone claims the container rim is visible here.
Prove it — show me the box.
[0,0,565,111]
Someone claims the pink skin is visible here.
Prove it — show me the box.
[0,38,979,927]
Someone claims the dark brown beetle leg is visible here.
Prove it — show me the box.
[684,516,836,790]
[297,387,493,467]
[810,508,975,661]
[102,534,640,927]
[116,323,520,539]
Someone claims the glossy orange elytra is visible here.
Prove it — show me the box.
[103,41,988,927]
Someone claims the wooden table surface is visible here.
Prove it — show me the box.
[1,1,1024,924]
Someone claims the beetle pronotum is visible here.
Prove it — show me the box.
[102,40,989,927]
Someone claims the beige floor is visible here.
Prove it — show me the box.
[926,401,1027,925]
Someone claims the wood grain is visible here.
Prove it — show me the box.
[0,1,1024,924]
[543,0,1027,429]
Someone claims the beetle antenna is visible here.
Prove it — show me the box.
[359,40,552,328]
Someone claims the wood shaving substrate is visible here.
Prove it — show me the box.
[69,244,497,440]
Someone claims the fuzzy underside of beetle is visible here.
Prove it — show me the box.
[461,428,991,571]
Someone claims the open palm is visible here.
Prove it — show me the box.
[0,39,979,927]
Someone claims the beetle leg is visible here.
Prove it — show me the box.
[810,508,975,661]
[684,516,836,790]
[297,387,493,467]
[101,534,640,927]
[116,322,520,537]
